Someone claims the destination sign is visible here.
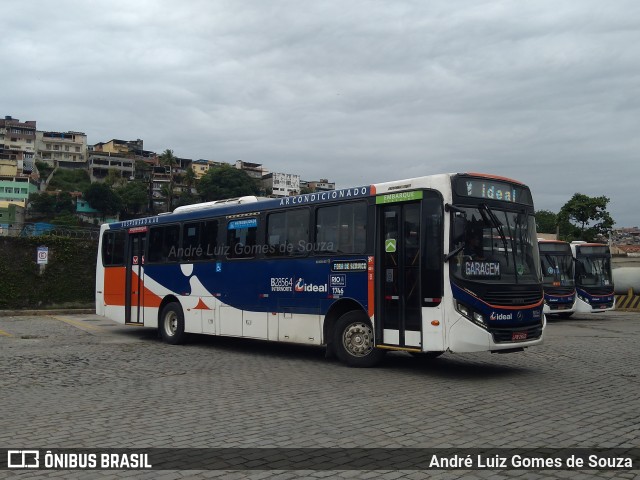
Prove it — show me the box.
[464,260,501,279]
[576,245,609,256]
[454,177,533,205]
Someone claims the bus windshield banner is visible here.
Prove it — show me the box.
[228,219,257,230]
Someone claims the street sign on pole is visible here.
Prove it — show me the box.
[37,246,49,265]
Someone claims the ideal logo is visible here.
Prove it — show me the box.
[294,278,327,293]
[490,312,513,321]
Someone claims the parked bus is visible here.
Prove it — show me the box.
[96,172,545,367]
[538,239,576,318]
[570,241,615,313]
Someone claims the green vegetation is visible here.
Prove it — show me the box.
[0,237,97,309]
[198,164,260,201]
[536,193,614,242]
[35,160,54,179]
[558,193,614,242]
[535,210,557,234]
[47,168,91,193]
[116,181,148,215]
[28,191,75,217]
[84,183,122,218]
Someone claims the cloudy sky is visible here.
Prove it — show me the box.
[2,1,638,226]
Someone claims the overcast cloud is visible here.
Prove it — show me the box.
[2,0,638,226]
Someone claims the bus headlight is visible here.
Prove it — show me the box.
[578,294,590,304]
[455,301,486,328]
[473,311,485,325]
[456,302,471,318]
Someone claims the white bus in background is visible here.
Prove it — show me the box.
[538,239,576,318]
[570,241,615,313]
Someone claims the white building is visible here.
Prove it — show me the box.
[263,172,300,197]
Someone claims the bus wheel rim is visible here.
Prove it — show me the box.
[343,322,373,357]
[165,311,178,336]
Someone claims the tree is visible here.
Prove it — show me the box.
[183,167,196,189]
[117,181,148,216]
[557,193,614,242]
[159,149,178,211]
[105,169,126,188]
[84,183,122,218]
[535,210,558,234]
[197,165,260,201]
[29,192,56,216]
[29,191,74,217]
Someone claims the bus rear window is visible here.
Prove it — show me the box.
[102,230,125,266]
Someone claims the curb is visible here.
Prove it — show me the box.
[0,309,96,317]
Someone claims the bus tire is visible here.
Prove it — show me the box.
[557,312,573,319]
[334,311,385,367]
[159,302,186,345]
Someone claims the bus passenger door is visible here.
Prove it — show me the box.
[377,201,422,348]
[125,231,146,325]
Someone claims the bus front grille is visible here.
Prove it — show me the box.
[544,286,574,296]
[484,286,543,306]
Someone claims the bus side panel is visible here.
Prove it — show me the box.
[421,305,445,352]
[103,267,126,309]
[278,313,322,344]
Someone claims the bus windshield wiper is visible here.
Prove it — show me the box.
[479,203,509,265]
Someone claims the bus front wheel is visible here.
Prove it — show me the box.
[160,302,186,345]
[334,311,385,367]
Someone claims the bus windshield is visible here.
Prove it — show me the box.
[450,205,541,284]
[539,247,575,288]
[575,254,613,287]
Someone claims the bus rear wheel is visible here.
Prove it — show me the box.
[334,311,385,367]
[160,302,186,345]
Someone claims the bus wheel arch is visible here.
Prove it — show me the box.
[158,296,186,345]
[331,309,386,368]
[323,299,366,358]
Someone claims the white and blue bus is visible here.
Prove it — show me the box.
[570,241,615,313]
[538,239,576,318]
[96,172,545,367]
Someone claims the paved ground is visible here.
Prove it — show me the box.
[0,311,638,479]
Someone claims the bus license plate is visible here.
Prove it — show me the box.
[512,332,527,341]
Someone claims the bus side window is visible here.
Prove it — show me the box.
[148,225,180,263]
[227,218,258,259]
[266,209,309,257]
[316,201,367,254]
[182,222,200,261]
[102,230,125,266]
[202,220,219,258]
